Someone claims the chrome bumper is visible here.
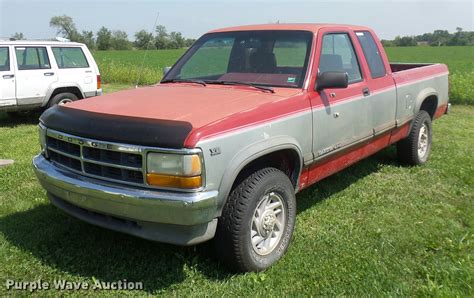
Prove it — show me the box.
[33,154,218,245]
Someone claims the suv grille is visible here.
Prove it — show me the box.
[46,130,145,186]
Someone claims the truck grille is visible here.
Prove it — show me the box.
[45,129,145,186]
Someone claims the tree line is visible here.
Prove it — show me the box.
[10,15,196,51]
[381,27,474,47]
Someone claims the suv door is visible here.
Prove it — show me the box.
[308,30,371,162]
[14,46,58,105]
[0,46,16,107]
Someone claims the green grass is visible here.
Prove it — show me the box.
[93,46,474,104]
[0,100,472,295]
[93,49,185,85]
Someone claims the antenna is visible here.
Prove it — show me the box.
[135,12,160,88]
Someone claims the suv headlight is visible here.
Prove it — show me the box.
[146,152,202,189]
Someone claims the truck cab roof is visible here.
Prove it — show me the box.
[210,23,373,34]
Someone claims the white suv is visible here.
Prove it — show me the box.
[0,41,101,115]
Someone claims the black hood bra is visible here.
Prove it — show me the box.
[40,105,193,149]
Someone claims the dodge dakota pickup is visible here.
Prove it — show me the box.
[33,24,449,272]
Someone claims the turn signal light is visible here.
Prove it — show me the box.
[146,173,202,189]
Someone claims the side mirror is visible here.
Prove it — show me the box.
[316,71,349,91]
[163,66,171,77]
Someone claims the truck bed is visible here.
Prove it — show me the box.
[390,63,437,73]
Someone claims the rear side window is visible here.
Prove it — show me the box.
[320,33,362,83]
[356,31,386,78]
[15,47,51,70]
[52,47,89,69]
[0,47,9,71]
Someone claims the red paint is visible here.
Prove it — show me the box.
[300,132,388,190]
[298,121,411,191]
[388,122,411,145]
[434,103,448,119]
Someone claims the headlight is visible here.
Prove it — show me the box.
[38,123,47,157]
[146,152,202,189]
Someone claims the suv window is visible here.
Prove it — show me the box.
[15,47,51,70]
[320,33,362,83]
[0,47,9,71]
[356,31,386,78]
[52,47,89,69]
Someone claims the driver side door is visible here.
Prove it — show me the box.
[309,30,372,161]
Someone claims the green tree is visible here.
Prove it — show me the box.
[431,30,450,46]
[393,36,416,46]
[10,32,25,40]
[154,25,169,49]
[168,31,185,49]
[110,30,132,50]
[80,30,95,49]
[134,30,155,50]
[96,27,112,50]
[49,15,81,41]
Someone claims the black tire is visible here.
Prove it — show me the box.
[6,111,21,118]
[397,110,433,165]
[215,167,296,272]
[47,92,78,108]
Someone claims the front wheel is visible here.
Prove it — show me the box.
[397,110,433,165]
[214,167,296,272]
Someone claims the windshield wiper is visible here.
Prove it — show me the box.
[205,80,275,93]
[160,79,207,86]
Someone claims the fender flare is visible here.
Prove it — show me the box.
[215,135,304,214]
[414,87,438,114]
[42,82,85,107]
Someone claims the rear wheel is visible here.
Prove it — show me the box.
[215,167,296,272]
[47,92,78,108]
[397,110,433,165]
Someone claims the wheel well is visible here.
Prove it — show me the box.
[48,87,84,103]
[419,95,438,119]
[231,149,301,191]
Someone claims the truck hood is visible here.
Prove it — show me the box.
[67,84,299,127]
[40,84,302,148]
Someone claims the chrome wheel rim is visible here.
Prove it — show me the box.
[418,123,429,158]
[251,192,286,256]
[58,98,73,105]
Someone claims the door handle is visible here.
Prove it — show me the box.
[44,72,55,76]
[362,87,370,97]
[2,74,14,79]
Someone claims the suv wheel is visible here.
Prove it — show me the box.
[397,110,433,165]
[215,167,296,272]
[47,92,78,108]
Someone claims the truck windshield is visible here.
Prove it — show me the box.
[164,30,313,88]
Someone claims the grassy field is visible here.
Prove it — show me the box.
[0,100,472,295]
[93,46,474,104]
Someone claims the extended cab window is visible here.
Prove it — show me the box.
[15,47,51,70]
[52,47,90,69]
[356,31,386,78]
[320,33,362,83]
[0,47,9,71]
[167,30,313,88]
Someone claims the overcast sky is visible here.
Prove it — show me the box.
[0,0,473,40]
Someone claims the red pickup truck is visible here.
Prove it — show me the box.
[33,24,449,272]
